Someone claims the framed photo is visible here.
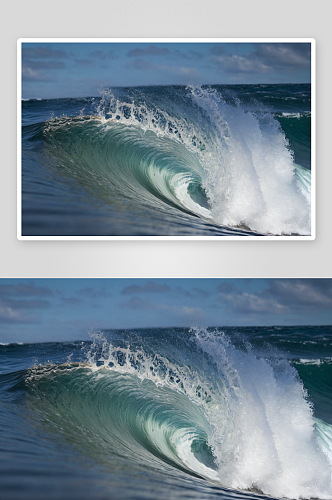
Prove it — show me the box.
[1,277,331,500]
[18,39,315,240]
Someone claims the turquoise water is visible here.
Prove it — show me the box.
[21,84,311,236]
[1,326,331,500]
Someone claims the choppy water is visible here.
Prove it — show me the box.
[21,84,311,237]
[1,326,331,500]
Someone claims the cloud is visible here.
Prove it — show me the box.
[22,45,68,84]
[122,281,170,295]
[219,290,288,315]
[78,287,112,299]
[122,282,209,302]
[119,296,157,310]
[178,66,200,78]
[210,43,311,77]
[119,296,205,323]
[3,299,50,310]
[127,45,170,57]
[173,49,205,61]
[211,46,226,57]
[0,283,53,298]
[192,287,210,299]
[75,59,94,67]
[124,58,201,84]
[211,53,271,75]
[265,279,332,309]
[125,58,157,71]
[217,279,332,318]
[22,60,65,82]
[89,50,117,61]
[61,297,83,306]
[0,298,50,324]
[217,282,236,294]
[22,68,55,83]
[253,43,311,69]
[23,60,65,71]
[163,304,205,323]
[179,305,204,320]
[0,305,33,324]
[22,46,68,59]
[0,282,53,324]
[175,286,210,299]
[58,285,113,309]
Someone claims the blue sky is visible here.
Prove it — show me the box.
[21,41,312,99]
[0,279,331,343]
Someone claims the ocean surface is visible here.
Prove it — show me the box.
[21,84,312,237]
[1,326,331,500]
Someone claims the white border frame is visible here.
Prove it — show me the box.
[17,38,316,241]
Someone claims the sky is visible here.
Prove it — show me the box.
[0,278,331,343]
[21,41,312,99]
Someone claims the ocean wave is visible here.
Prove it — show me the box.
[23,85,311,236]
[22,329,332,499]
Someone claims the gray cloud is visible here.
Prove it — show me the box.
[211,43,310,76]
[61,297,83,306]
[174,49,205,61]
[89,50,117,61]
[22,45,68,83]
[22,70,55,83]
[264,279,332,309]
[0,297,50,325]
[119,296,158,310]
[210,45,226,57]
[211,53,271,75]
[193,287,210,298]
[22,60,65,82]
[125,58,201,84]
[75,59,94,67]
[0,282,52,324]
[125,58,157,71]
[0,306,35,324]
[122,281,170,295]
[253,43,311,69]
[3,299,50,309]
[78,287,112,299]
[0,283,53,298]
[22,46,68,59]
[127,45,170,57]
[23,60,65,71]
[175,286,210,299]
[119,296,205,324]
[217,279,332,317]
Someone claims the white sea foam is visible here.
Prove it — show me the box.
[189,87,311,235]
[296,357,332,366]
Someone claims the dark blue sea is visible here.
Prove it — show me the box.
[21,84,311,236]
[1,326,331,500]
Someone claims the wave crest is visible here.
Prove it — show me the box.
[25,329,332,499]
[35,85,311,236]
